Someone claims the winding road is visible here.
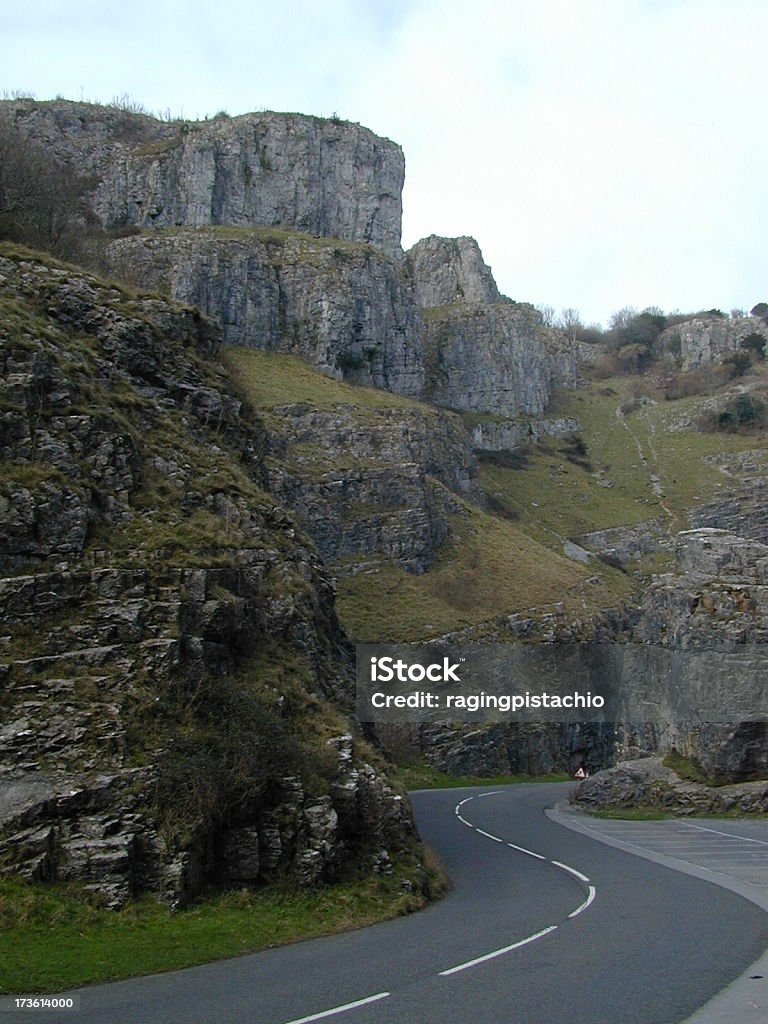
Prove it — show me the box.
[20,783,768,1024]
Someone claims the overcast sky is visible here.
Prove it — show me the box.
[4,0,767,326]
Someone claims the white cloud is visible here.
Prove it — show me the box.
[4,0,768,322]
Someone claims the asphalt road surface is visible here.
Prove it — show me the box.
[15,783,768,1024]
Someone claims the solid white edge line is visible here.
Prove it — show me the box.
[281,992,391,1024]
[507,842,546,861]
[476,828,503,842]
[568,885,596,919]
[439,925,558,976]
[551,860,590,883]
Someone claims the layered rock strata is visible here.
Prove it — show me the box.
[2,101,405,255]
[0,250,414,906]
[106,227,424,396]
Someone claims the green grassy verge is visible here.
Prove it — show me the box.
[590,806,671,821]
[0,852,445,994]
[395,760,570,790]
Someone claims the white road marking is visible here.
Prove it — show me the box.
[477,791,502,798]
[683,821,768,847]
[568,885,596,919]
[451,789,597,964]
[282,992,391,1024]
[476,828,503,842]
[551,860,590,883]
[439,926,558,976]
[507,842,547,861]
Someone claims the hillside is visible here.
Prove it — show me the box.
[0,245,414,908]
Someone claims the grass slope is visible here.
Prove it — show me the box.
[337,504,630,642]
[482,373,768,548]
[221,349,633,641]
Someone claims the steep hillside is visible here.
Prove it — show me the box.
[213,347,631,641]
[0,246,414,907]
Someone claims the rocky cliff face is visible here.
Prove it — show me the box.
[262,401,477,573]
[406,235,502,307]
[105,227,424,397]
[405,235,580,420]
[657,314,768,370]
[2,101,404,255]
[422,303,579,417]
[0,248,414,906]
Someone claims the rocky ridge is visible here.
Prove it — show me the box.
[3,101,405,256]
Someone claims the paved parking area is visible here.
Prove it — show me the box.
[557,815,768,886]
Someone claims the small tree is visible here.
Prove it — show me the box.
[0,119,94,256]
[740,333,766,361]
[558,307,582,342]
[723,350,751,378]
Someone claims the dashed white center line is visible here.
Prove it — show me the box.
[507,841,547,861]
[568,885,596,919]
[282,992,391,1024]
[439,926,559,976]
[551,860,590,883]
[475,828,503,842]
[445,791,598,975]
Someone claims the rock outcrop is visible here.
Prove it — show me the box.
[263,401,477,573]
[657,313,768,370]
[105,227,424,397]
[406,235,502,307]
[422,303,579,417]
[3,101,405,256]
[0,248,414,906]
[572,757,768,815]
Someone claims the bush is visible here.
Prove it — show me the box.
[741,333,766,360]
[152,678,305,847]
[617,343,651,373]
[698,393,768,433]
[664,365,731,399]
[590,354,620,379]
[723,350,752,378]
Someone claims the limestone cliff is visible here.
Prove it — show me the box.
[2,101,404,255]
[657,313,768,370]
[406,235,502,307]
[105,227,424,397]
[261,399,477,574]
[0,248,414,906]
[406,235,580,421]
[422,302,579,417]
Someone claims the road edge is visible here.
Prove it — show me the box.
[546,802,768,1024]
